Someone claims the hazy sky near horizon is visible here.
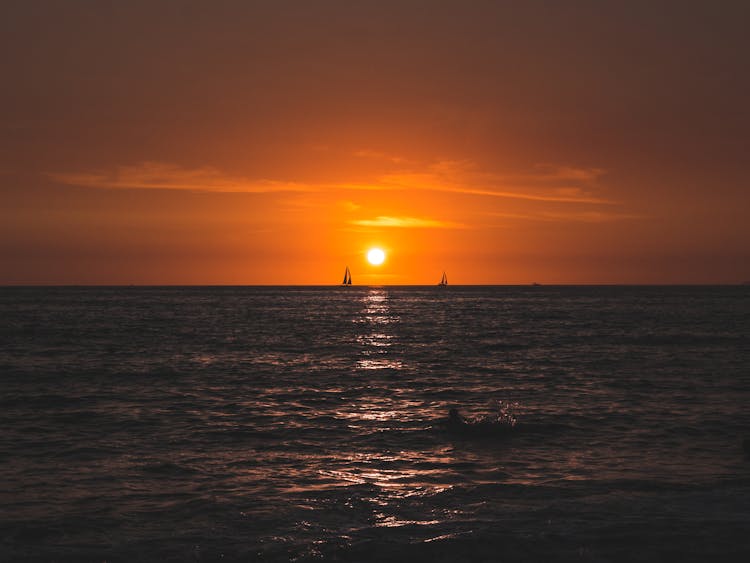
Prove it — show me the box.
[1,0,748,284]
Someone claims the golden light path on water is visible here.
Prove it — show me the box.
[275,288,556,534]
[355,288,402,372]
[307,288,459,529]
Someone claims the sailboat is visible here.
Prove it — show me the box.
[342,266,352,285]
[438,271,448,286]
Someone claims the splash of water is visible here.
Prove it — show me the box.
[468,400,520,428]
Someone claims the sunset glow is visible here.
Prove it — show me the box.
[1,3,748,285]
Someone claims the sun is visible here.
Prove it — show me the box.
[367,248,386,265]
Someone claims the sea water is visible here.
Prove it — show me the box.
[1,286,749,561]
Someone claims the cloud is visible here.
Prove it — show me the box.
[374,160,615,204]
[539,211,647,222]
[48,162,314,193]
[350,215,466,229]
[531,164,606,182]
[48,159,614,205]
[487,210,647,223]
[379,175,614,203]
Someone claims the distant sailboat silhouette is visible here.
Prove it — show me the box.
[342,266,352,285]
[438,271,448,286]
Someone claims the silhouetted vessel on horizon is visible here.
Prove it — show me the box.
[342,266,352,285]
[438,271,448,286]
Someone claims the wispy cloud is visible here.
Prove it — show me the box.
[48,159,614,205]
[373,160,615,204]
[527,164,606,183]
[48,162,314,193]
[487,210,646,223]
[350,216,466,229]
[378,176,613,203]
[541,210,646,222]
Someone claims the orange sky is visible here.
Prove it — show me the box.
[1,1,749,284]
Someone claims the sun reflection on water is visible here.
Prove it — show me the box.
[316,451,456,493]
[355,288,401,371]
[356,358,403,370]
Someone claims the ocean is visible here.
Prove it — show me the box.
[1,286,749,562]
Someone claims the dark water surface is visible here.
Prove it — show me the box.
[1,286,749,561]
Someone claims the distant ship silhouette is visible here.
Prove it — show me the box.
[342,266,352,285]
[438,271,448,286]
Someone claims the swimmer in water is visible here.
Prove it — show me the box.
[447,408,465,430]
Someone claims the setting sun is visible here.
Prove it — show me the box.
[367,248,386,266]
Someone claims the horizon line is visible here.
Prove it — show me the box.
[1,283,747,288]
